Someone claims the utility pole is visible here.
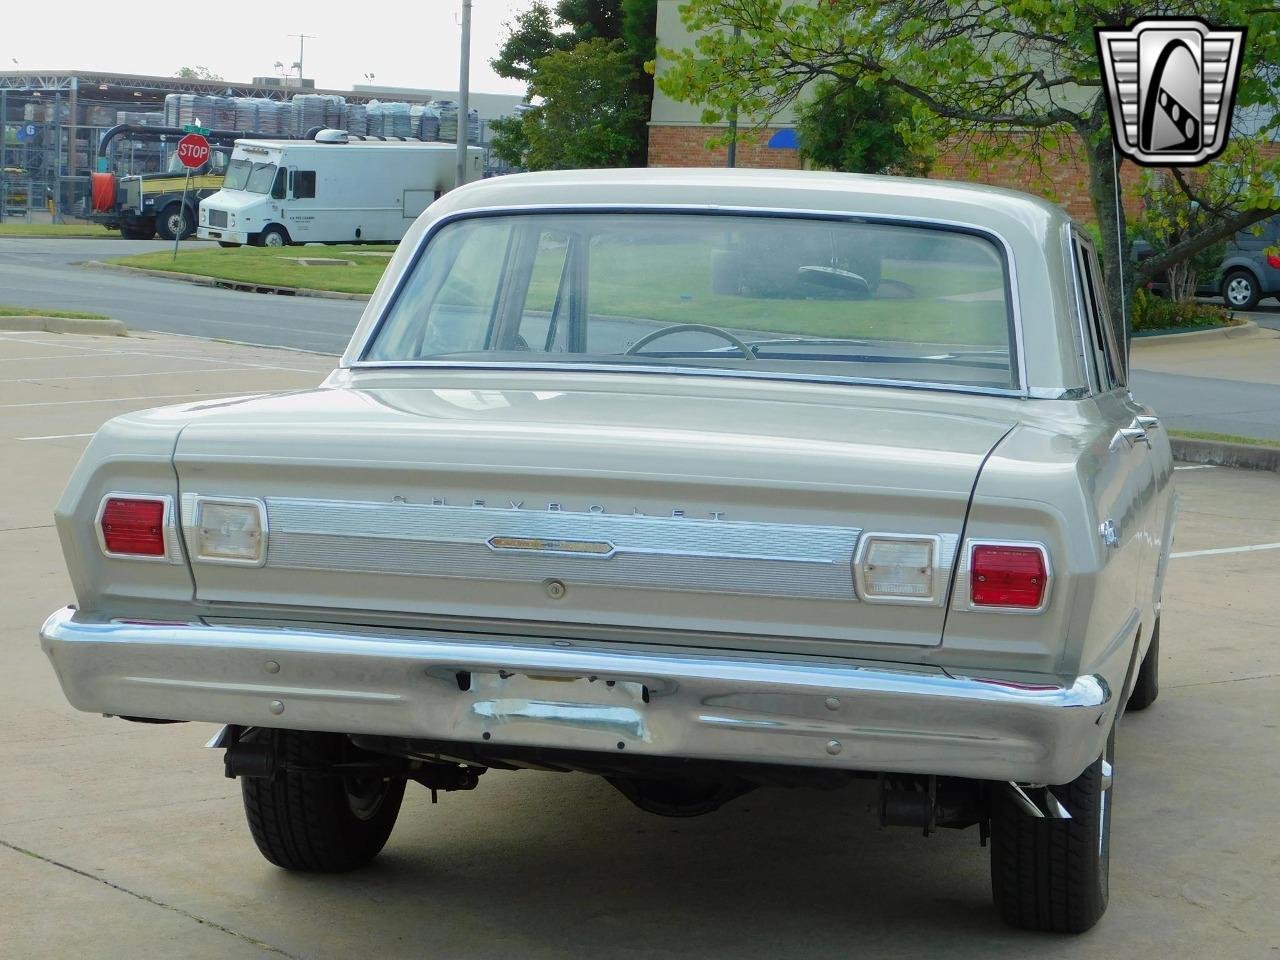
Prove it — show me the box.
[726,25,740,168]
[456,0,471,189]
[0,88,8,222]
[289,34,315,80]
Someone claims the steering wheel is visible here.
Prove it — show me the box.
[624,323,757,361]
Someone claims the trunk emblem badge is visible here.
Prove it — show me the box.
[488,536,617,559]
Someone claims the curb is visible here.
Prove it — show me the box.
[1171,437,1280,473]
[0,315,127,336]
[83,261,372,302]
[1131,320,1264,348]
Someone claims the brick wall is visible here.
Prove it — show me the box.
[930,134,1144,221]
[647,124,1148,222]
[647,125,803,170]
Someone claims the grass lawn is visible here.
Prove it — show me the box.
[1169,429,1280,450]
[105,245,396,295]
[0,304,109,320]
[0,223,118,239]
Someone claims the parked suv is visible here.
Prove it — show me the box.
[1218,215,1280,309]
[1136,215,1280,310]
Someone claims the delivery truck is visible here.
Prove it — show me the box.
[197,131,484,247]
[88,124,297,240]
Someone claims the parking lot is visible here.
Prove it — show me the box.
[2,327,1278,959]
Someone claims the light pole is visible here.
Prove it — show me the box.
[726,25,741,168]
[456,0,471,189]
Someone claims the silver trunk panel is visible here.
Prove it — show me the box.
[264,497,865,601]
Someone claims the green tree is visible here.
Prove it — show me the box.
[174,66,223,81]
[621,0,658,65]
[494,38,648,171]
[796,81,932,176]
[1133,169,1231,301]
[490,3,576,83]
[491,1,624,82]
[659,1,1280,329]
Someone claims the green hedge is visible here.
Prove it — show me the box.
[1131,288,1231,333]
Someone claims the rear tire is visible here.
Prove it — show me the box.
[240,730,406,872]
[990,729,1114,933]
[1222,269,1260,310]
[1127,619,1160,711]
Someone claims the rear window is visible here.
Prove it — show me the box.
[364,213,1017,390]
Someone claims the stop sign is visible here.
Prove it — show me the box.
[175,133,211,169]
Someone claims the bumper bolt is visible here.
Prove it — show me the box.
[269,700,285,715]
[826,740,842,756]
[824,697,840,711]
[265,660,280,674]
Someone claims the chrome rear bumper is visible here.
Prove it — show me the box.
[40,608,1113,784]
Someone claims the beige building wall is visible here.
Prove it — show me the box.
[649,0,804,168]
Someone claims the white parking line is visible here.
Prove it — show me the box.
[1172,542,1280,560]
[16,433,95,441]
[0,391,241,409]
[0,367,267,384]
[1174,465,1216,471]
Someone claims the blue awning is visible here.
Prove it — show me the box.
[767,128,799,149]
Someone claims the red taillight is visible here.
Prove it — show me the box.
[971,544,1047,609]
[1267,253,1280,269]
[100,497,166,556]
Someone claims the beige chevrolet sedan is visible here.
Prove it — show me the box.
[42,169,1174,934]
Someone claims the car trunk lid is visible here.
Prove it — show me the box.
[172,375,1014,654]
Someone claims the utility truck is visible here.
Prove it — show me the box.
[87,124,292,240]
[197,131,483,247]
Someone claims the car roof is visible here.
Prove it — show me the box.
[428,167,1075,233]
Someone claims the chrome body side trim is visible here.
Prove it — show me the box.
[346,204,1028,399]
[40,608,1114,784]
[93,492,184,565]
[262,496,864,601]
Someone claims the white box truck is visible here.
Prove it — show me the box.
[197,132,483,247]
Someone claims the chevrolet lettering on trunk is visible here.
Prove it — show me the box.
[40,169,1173,934]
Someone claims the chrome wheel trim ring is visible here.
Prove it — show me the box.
[1226,277,1252,305]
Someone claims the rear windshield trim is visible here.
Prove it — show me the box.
[349,204,1027,397]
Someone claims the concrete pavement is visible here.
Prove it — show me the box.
[0,238,362,354]
[2,329,1278,958]
[1131,323,1280,441]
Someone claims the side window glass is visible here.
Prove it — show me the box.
[293,171,316,199]
[271,168,286,200]
[518,231,572,352]
[1086,244,1126,386]
[1074,237,1117,390]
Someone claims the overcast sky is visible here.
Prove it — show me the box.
[4,0,536,95]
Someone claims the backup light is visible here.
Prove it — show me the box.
[193,498,267,565]
[854,534,941,605]
[100,497,167,557]
[970,544,1048,610]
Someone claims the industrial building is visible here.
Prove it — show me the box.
[0,70,520,223]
